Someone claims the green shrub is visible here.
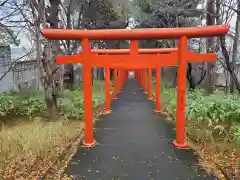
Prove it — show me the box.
[58,97,84,119]
[16,97,46,117]
[187,91,240,125]
[160,87,240,144]
[161,88,177,115]
[58,86,104,119]
[0,93,45,118]
[0,94,16,116]
[0,81,106,119]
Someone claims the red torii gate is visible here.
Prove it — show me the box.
[90,48,178,112]
[42,25,229,149]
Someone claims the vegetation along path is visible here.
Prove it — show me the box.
[64,77,216,180]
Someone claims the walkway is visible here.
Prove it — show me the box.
[64,78,216,180]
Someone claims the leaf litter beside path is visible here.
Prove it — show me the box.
[0,102,106,179]
[0,117,82,180]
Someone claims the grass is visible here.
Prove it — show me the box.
[0,80,107,176]
[0,118,80,169]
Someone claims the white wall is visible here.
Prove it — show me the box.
[0,67,14,92]
[0,46,14,92]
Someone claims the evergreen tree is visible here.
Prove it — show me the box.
[132,0,203,28]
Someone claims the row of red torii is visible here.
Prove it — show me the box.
[42,25,229,149]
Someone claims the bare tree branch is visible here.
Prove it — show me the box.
[0,0,9,6]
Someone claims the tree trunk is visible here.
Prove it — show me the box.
[230,2,240,93]
[41,40,58,119]
[34,2,42,90]
[49,0,61,118]
[65,0,74,88]
[39,0,61,119]
[187,63,207,90]
[97,68,105,80]
[92,68,94,85]
[224,69,230,94]
[172,15,178,87]
[216,0,240,94]
[206,0,216,93]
